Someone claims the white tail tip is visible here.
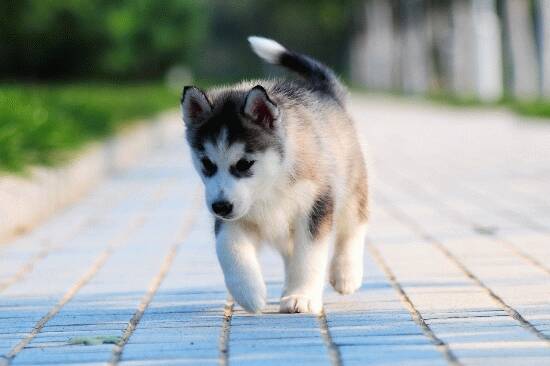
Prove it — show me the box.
[248,36,286,64]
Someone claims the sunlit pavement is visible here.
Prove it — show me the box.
[1,96,550,365]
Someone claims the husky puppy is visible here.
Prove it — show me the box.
[181,36,368,314]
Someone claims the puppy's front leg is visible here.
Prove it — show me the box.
[280,226,331,314]
[216,222,266,313]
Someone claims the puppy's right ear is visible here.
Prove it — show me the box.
[181,86,212,126]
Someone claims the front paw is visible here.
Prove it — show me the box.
[227,279,266,313]
[280,294,322,314]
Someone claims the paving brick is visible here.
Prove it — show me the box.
[3,96,550,364]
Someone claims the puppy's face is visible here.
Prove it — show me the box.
[181,85,284,221]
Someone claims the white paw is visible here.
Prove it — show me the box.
[330,260,363,295]
[227,279,266,313]
[279,294,322,314]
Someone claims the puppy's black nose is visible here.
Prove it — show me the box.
[212,201,233,217]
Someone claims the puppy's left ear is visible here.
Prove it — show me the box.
[181,86,212,126]
[242,85,279,129]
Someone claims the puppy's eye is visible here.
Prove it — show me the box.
[235,159,255,172]
[201,157,217,176]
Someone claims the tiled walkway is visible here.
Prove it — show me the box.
[1,96,549,365]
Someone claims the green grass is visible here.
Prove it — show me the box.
[0,83,179,173]
[351,85,550,120]
[426,93,488,108]
[429,94,550,119]
[506,99,550,119]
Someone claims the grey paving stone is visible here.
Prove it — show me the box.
[3,96,550,364]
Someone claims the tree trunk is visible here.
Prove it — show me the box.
[350,0,395,91]
[503,0,539,99]
[450,0,477,97]
[350,28,369,88]
[400,0,431,94]
[428,2,453,92]
[366,0,395,90]
[472,0,503,101]
[540,0,550,98]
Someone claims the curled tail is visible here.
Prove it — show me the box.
[248,36,346,103]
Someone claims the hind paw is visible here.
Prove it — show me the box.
[330,260,363,295]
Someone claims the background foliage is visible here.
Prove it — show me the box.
[1,0,359,82]
[1,0,207,80]
[0,84,177,172]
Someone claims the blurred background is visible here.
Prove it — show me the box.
[0,0,356,83]
[2,0,550,172]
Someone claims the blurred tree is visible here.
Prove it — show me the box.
[1,0,106,79]
[503,0,539,99]
[194,0,360,82]
[450,0,476,96]
[400,0,432,94]
[100,0,207,79]
[352,0,395,91]
[447,0,504,101]
[0,0,207,80]
[472,0,502,102]
[428,0,453,92]
[540,0,550,97]
[2,0,357,82]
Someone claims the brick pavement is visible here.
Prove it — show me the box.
[1,96,549,365]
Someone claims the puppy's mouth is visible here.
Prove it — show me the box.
[212,209,247,222]
[214,213,242,222]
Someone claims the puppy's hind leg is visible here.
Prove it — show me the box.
[330,174,368,295]
[280,194,334,314]
[280,230,331,314]
[216,222,266,313]
[330,221,367,295]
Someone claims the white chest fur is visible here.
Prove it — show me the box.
[244,179,318,243]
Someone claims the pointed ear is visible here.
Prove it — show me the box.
[181,86,212,126]
[242,85,279,129]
